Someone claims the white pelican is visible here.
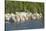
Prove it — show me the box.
[16,15,21,23]
[20,15,25,23]
[26,12,32,20]
[10,13,18,23]
[5,13,11,22]
[32,14,37,20]
[25,15,29,21]
[36,13,40,20]
[39,13,43,19]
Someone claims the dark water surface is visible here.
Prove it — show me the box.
[5,19,44,31]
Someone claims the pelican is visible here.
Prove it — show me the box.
[25,15,29,21]
[39,13,43,19]
[20,15,25,23]
[10,13,17,23]
[5,13,11,22]
[16,15,21,23]
[31,13,37,20]
[36,13,40,20]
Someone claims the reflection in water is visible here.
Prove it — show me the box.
[5,19,44,31]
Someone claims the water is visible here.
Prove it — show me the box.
[5,19,44,31]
